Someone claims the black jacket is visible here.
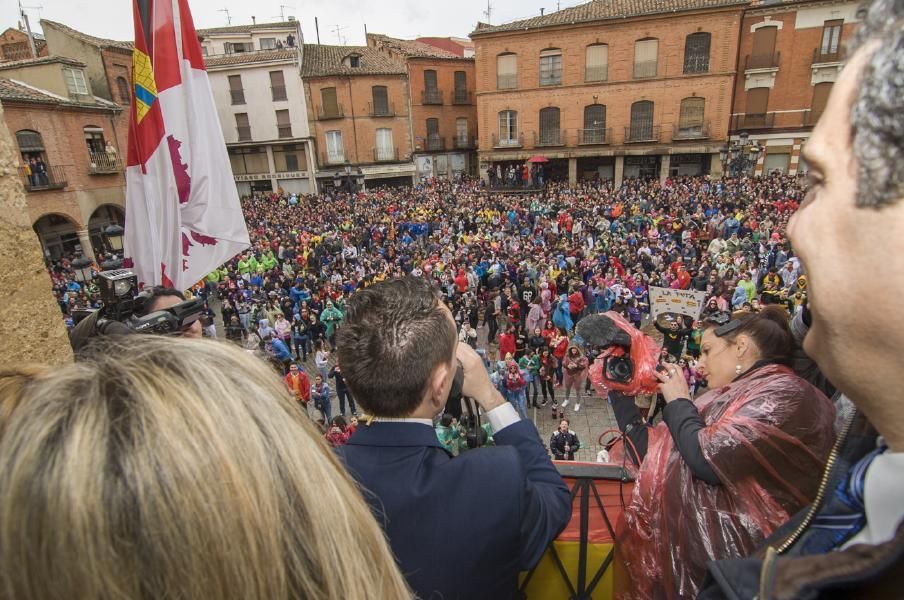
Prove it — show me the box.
[549,429,580,460]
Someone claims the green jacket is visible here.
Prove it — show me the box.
[320,304,344,337]
[519,354,541,376]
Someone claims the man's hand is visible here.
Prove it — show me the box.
[455,343,505,412]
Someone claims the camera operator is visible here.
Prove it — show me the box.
[136,287,202,338]
[336,277,570,600]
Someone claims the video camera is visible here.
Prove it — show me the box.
[70,269,204,352]
[577,313,661,395]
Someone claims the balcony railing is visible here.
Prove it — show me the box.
[452,90,473,105]
[88,153,123,174]
[373,147,399,162]
[496,74,517,90]
[368,102,395,117]
[812,48,841,64]
[3,47,33,61]
[230,89,246,105]
[533,130,566,147]
[672,121,711,140]
[745,52,781,70]
[730,112,777,130]
[236,126,252,141]
[492,133,523,148]
[317,105,345,120]
[271,85,287,101]
[577,127,611,145]
[422,89,443,105]
[801,110,826,127]
[277,125,293,139]
[453,135,476,149]
[321,152,346,166]
[633,60,658,79]
[425,135,445,151]
[624,124,661,143]
[584,65,608,82]
[19,164,67,191]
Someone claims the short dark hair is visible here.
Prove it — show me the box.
[137,287,185,316]
[705,305,794,366]
[337,277,457,417]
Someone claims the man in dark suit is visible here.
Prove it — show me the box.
[337,277,571,600]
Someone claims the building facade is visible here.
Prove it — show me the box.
[0,27,47,62]
[0,61,124,261]
[301,44,416,188]
[200,21,315,195]
[731,0,859,175]
[471,0,748,184]
[368,34,478,180]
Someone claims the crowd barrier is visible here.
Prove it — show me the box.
[519,462,635,600]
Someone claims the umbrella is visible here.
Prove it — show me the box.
[527,155,549,163]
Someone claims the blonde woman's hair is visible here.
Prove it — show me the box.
[0,336,410,600]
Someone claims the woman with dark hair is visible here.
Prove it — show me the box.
[610,306,836,599]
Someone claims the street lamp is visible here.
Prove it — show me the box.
[71,256,94,282]
[103,223,124,252]
[722,133,763,177]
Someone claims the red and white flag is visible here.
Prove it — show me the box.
[124,0,249,290]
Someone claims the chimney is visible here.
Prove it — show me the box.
[540,7,545,15]
[251,15,256,24]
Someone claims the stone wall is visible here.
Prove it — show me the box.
[0,101,73,366]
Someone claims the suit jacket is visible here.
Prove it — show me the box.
[338,419,570,600]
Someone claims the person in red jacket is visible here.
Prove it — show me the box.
[454,269,468,294]
[498,325,516,360]
[325,416,351,447]
[283,363,310,408]
[568,284,586,325]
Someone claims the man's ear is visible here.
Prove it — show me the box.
[427,359,454,412]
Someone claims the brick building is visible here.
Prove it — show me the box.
[199,21,316,195]
[731,0,859,175]
[470,0,748,184]
[0,27,47,62]
[0,61,124,261]
[368,34,478,180]
[301,44,416,188]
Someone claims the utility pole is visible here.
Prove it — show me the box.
[217,8,231,25]
[315,17,321,44]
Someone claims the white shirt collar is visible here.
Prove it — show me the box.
[371,417,434,426]
[843,449,904,548]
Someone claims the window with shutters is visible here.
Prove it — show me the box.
[684,33,711,74]
[228,74,245,105]
[539,48,562,86]
[270,71,287,101]
[456,118,468,146]
[320,87,340,118]
[809,82,833,124]
[677,97,705,137]
[276,109,292,138]
[749,26,778,69]
[629,101,654,141]
[16,130,46,163]
[497,53,517,89]
[274,144,306,172]
[633,39,658,79]
[538,107,561,145]
[325,130,344,164]
[582,104,606,144]
[83,126,106,154]
[744,87,770,127]
[116,76,130,103]
[260,38,277,50]
[498,110,518,145]
[376,128,394,161]
[235,113,251,141]
[453,71,468,103]
[818,20,843,61]
[424,70,438,90]
[585,44,608,82]
[426,118,441,150]
[371,86,389,115]
[423,70,441,103]
[63,68,89,95]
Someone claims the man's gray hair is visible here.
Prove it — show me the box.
[849,0,904,207]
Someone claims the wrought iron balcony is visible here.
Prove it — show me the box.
[672,121,711,140]
[812,48,841,64]
[492,133,523,148]
[745,52,781,70]
[632,60,657,79]
[19,164,67,191]
[317,105,345,120]
[277,125,293,139]
[368,102,396,117]
[425,135,445,151]
[577,127,610,145]
[373,147,399,162]
[453,135,476,149]
[88,153,123,174]
[730,113,777,130]
[230,88,245,105]
[584,65,608,82]
[533,130,566,147]
[422,89,443,105]
[452,90,473,105]
[624,124,661,143]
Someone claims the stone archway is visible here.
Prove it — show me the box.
[87,204,125,257]
[33,212,83,262]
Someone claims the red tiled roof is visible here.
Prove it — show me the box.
[300,44,406,77]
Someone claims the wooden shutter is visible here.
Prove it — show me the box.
[747,87,769,114]
[751,26,777,57]
[585,44,608,81]
[320,87,338,115]
[810,82,833,121]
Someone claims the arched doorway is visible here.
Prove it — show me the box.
[33,213,81,261]
[88,204,125,255]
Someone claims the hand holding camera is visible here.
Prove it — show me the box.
[455,343,505,412]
